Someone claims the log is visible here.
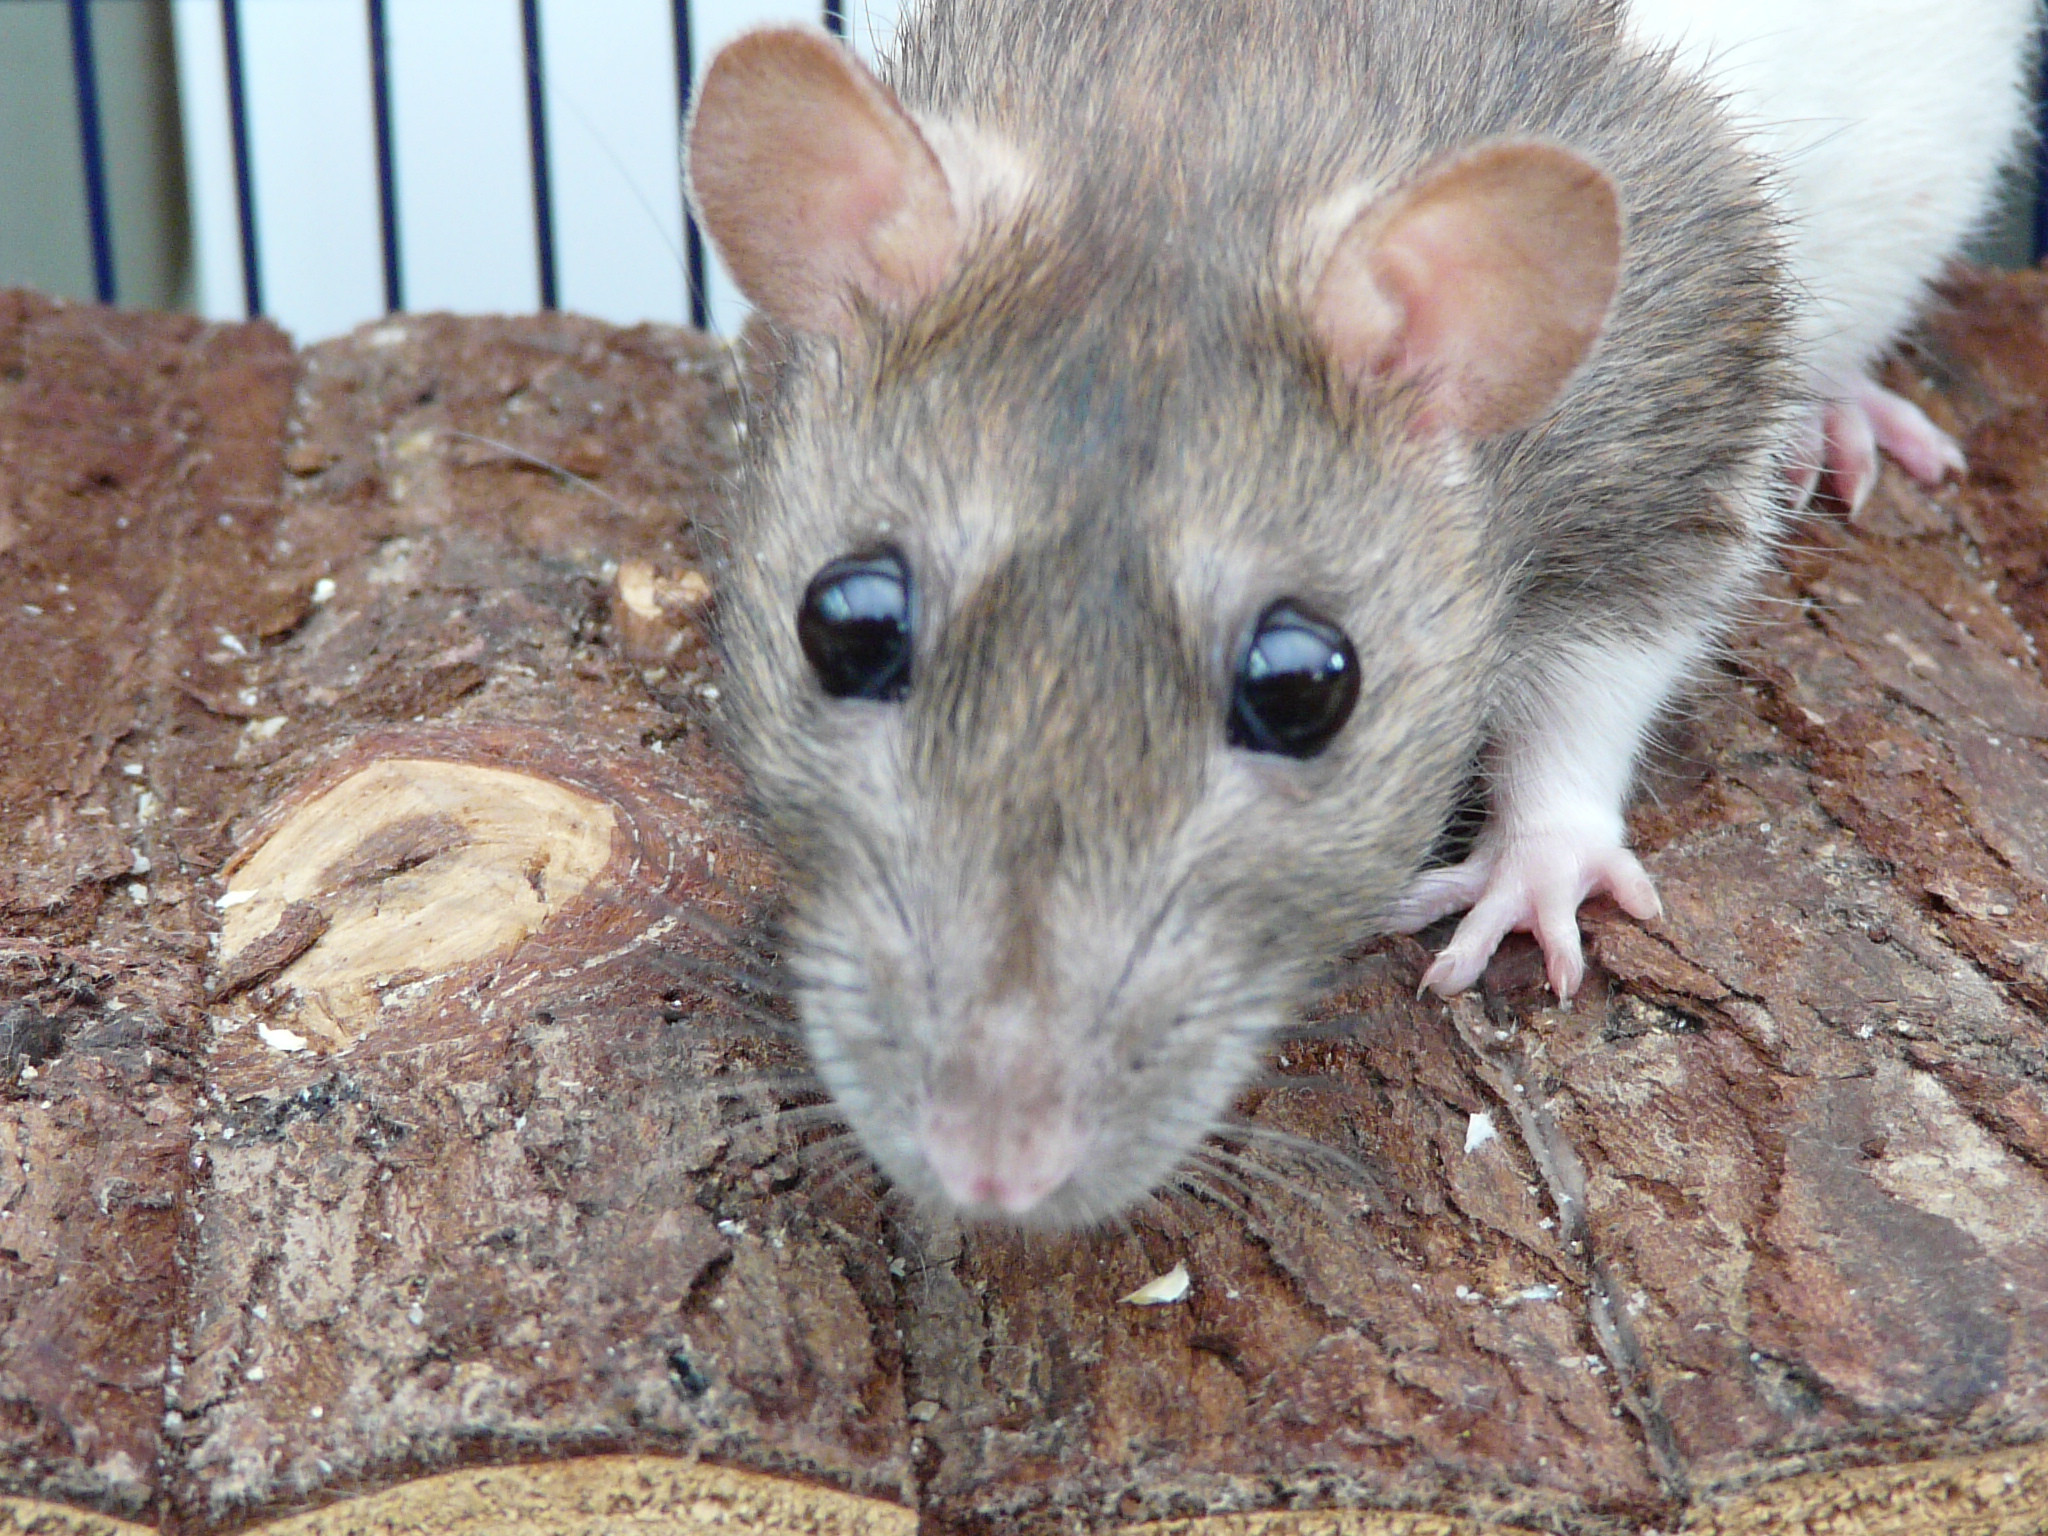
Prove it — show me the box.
[0,272,2043,1535]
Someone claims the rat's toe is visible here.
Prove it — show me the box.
[1414,833,1661,1000]
[1823,379,1964,509]
[1857,380,1964,485]
[1591,847,1661,922]
[1420,883,1528,996]
[1420,938,1491,998]
[1388,860,1492,933]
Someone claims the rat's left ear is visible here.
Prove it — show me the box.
[1307,141,1621,437]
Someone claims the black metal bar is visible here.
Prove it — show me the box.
[2035,31,2048,264]
[519,0,558,310]
[684,202,709,331]
[824,0,846,37]
[366,0,403,312]
[67,0,116,304]
[672,0,707,330]
[221,0,263,317]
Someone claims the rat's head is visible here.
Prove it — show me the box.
[688,29,1620,1226]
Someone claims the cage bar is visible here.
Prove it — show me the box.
[671,0,710,330]
[220,0,262,317]
[66,0,116,304]
[366,0,403,313]
[519,0,558,310]
[2035,41,2048,263]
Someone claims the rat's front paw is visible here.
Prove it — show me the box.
[1820,378,1965,512]
[1390,833,1661,1001]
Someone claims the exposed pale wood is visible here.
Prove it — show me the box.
[216,759,620,1044]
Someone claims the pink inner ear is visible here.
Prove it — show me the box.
[1310,141,1621,438]
[1375,207,1487,373]
[688,27,960,336]
[835,138,920,252]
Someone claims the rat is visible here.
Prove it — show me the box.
[1391,0,2041,978]
[684,0,1799,1226]
[1623,0,2040,512]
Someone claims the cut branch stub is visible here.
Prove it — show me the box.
[214,758,617,1046]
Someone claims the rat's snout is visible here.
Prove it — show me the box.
[921,1104,1086,1216]
[918,1048,1088,1217]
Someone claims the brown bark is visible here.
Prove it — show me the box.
[0,273,2043,1535]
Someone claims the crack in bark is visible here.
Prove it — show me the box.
[1446,994,1690,1503]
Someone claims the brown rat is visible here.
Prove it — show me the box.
[686,0,1793,1226]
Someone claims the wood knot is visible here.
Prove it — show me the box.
[212,758,617,1048]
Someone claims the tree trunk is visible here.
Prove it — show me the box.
[0,272,2043,1535]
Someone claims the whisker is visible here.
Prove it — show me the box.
[634,955,798,1025]
[1212,1122,1389,1214]
[1272,1017,1370,1045]
[778,1105,851,1130]
[656,983,797,1036]
[642,945,789,998]
[1197,1144,1335,1215]
[786,973,869,1001]
[1243,1068,1348,1096]
[1220,1114,1358,1161]
[1125,1188,1184,1235]
[643,909,786,978]
[1164,1169,1239,1217]
[443,429,642,516]
[805,1143,886,1208]
[736,1102,843,1133]
[782,930,862,968]
[689,1099,829,1147]
[663,1013,806,1052]
[655,984,801,1038]
[677,1069,821,1101]
[793,1131,867,1169]
[645,895,789,969]
[1178,1151,1267,1212]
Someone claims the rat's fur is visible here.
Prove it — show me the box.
[1629,0,2039,420]
[699,0,1793,1226]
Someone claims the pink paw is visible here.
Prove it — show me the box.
[1389,834,1662,1001]
[1820,379,1965,512]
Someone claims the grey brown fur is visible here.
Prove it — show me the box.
[708,0,1793,1225]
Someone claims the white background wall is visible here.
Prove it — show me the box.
[171,0,903,343]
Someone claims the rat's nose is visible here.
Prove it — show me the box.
[921,1103,1085,1216]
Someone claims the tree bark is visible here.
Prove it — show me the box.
[0,273,2043,1535]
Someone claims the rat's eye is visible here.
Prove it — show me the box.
[1228,600,1359,757]
[798,552,913,700]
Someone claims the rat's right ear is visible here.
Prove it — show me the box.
[687,28,961,337]
[1306,141,1621,438]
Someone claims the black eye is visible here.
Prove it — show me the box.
[798,551,913,700]
[1228,600,1360,758]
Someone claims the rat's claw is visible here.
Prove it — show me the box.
[1822,396,1880,513]
[1822,379,1964,511]
[1405,837,1662,1002]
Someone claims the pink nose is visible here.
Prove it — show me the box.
[922,1108,1083,1216]
[959,1168,1053,1213]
